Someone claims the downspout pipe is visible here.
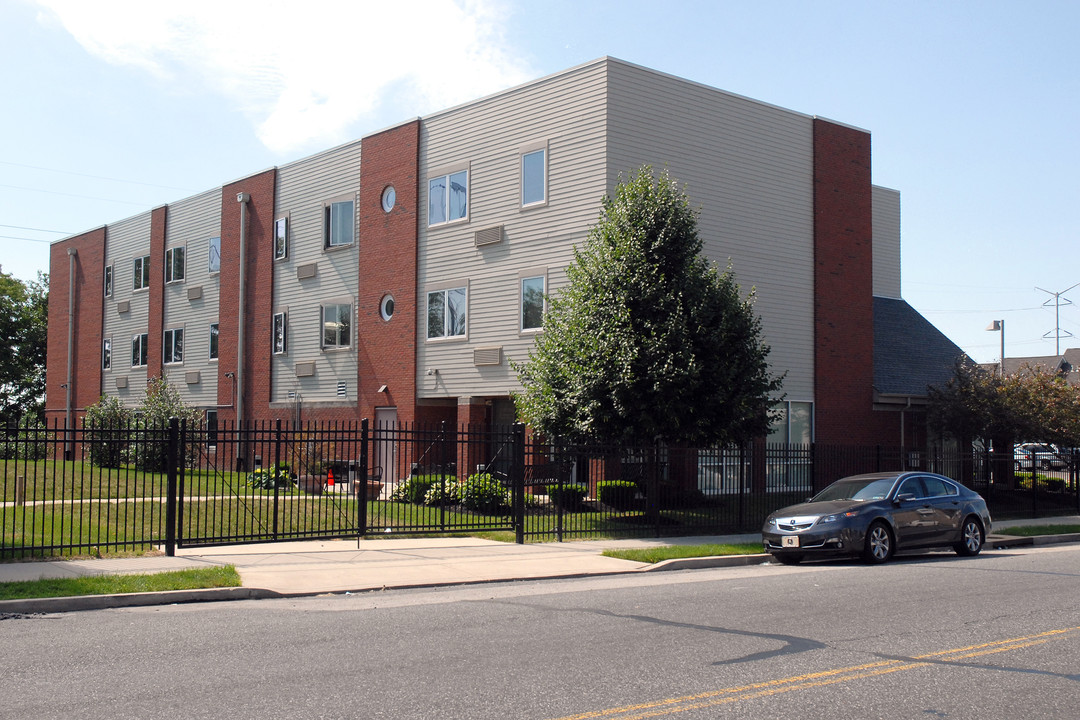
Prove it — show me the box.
[236,192,250,467]
[65,247,77,459]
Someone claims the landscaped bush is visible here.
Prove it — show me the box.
[423,476,460,506]
[247,462,294,490]
[548,483,587,510]
[391,474,438,504]
[126,378,203,472]
[458,472,509,513]
[83,395,133,468]
[597,480,639,510]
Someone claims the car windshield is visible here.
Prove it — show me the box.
[812,477,895,502]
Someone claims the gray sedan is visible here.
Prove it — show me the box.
[762,471,992,565]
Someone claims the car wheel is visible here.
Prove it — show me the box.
[862,521,893,564]
[773,554,803,566]
[955,516,984,556]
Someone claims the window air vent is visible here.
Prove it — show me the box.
[337,381,347,398]
[185,371,201,385]
[186,285,203,300]
[474,225,503,247]
[297,263,318,280]
[117,300,130,314]
[115,376,129,389]
[295,361,316,377]
[473,346,502,366]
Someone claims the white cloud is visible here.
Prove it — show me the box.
[34,0,533,154]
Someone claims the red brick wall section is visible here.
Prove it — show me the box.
[218,169,277,426]
[813,118,882,445]
[357,120,420,425]
[147,206,167,377]
[45,229,106,426]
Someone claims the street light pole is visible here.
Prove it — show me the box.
[986,320,1005,375]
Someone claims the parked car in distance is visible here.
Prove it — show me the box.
[762,471,992,565]
[1014,443,1067,470]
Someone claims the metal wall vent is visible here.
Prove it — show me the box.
[116,300,130,314]
[185,370,201,385]
[297,263,318,280]
[115,376,129,389]
[473,346,502,366]
[474,225,503,247]
[336,381,347,398]
[295,361,316,377]
[186,285,203,301]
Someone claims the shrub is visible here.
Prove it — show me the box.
[548,484,587,510]
[597,480,639,510]
[127,378,203,472]
[459,472,509,513]
[248,462,294,490]
[83,395,134,468]
[0,416,48,460]
[391,474,438,504]
[423,476,460,506]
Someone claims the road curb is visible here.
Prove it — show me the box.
[644,553,772,572]
[0,586,279,616]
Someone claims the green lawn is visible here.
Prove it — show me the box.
[998,524,1080,536]
[0,565,241,600]
[602,543,764,563]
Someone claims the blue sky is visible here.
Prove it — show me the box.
[1,0,1077,364]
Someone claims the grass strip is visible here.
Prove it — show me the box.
[998,524,1080,537]
[602,543,763,564]
[0,565,241,600]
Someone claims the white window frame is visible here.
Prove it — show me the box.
[520,273,546,332]
[131,333,148,368]
[273,312,287,355]
[133,255,150,291]
[320,303,352,349]
[208,237,221,274]
[426,283,468,340]
[324,197,355,248]
[102,337,112,370]
[165,247,185,284]
[103,265,113,298]
[163,327,184,365]
[521,144,548,208]
[427,166,469,226]
[274,217,288,260]
[209,322,219,360]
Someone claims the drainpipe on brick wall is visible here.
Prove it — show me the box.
[236,192,250,469]
[65,247,77,459]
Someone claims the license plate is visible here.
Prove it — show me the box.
[782,536,800,548]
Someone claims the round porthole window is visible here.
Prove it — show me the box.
[381,185,396,213]
[380,294,395,321]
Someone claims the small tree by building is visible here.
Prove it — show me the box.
[514,166,783,448]
[83,395,135,468]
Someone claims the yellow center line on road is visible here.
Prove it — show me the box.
[549,626,1080,720]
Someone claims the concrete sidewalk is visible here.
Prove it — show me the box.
[2,516,1077,614]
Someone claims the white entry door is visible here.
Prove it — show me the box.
[374,407,398,484]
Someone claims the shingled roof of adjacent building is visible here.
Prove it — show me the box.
[873,296,968,398]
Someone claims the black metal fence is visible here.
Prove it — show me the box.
[2,417,1078,558]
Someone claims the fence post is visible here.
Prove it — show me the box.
[165,417,179,557]
[512,423,525,544]
[359,418,369,537]
[272,419,282,540]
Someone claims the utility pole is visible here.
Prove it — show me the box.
[1035,283,1079,355]
[986,320,1005,375]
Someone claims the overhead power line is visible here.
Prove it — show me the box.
[0,160,196,192]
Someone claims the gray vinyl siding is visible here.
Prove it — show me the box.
[605,59,816,401]
[161,189,222,409]
[417,60,610,399]
[101,212,153,407]
[271,141,362,404]
[872,186,902,300]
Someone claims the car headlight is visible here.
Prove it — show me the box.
[818,512,856,524]
[766,517,777,527]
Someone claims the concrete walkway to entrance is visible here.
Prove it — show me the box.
[1,516,1077,614]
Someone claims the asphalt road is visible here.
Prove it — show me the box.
[3,545,1079,719]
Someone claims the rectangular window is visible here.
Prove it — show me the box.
[165,247,185,283]
[131,333,148,367]
[102,338,112,370]
[274,217,288,259]
[521,275,545,330]
[324,199,354,248]
[206,410,218,449]
[208,237,221,273]
[427,286,467,339]
[163,328,184,364]
[522,148,546,206]
[273,312,287,354]
[133,255,150,290]
[103,265,113,297]
[209,322,219,360]
[428,169,468,225]
[321,303,351,348]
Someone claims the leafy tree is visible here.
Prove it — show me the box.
[514,167,784,446]
[129,377,204,471]
[83,395,135,468]
[0,271,47,424]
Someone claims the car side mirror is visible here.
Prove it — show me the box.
[894,492,916,505]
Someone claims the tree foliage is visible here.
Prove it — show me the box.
[0,270,47,424]
[514,167,784,446]
[928,360,1080,446]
